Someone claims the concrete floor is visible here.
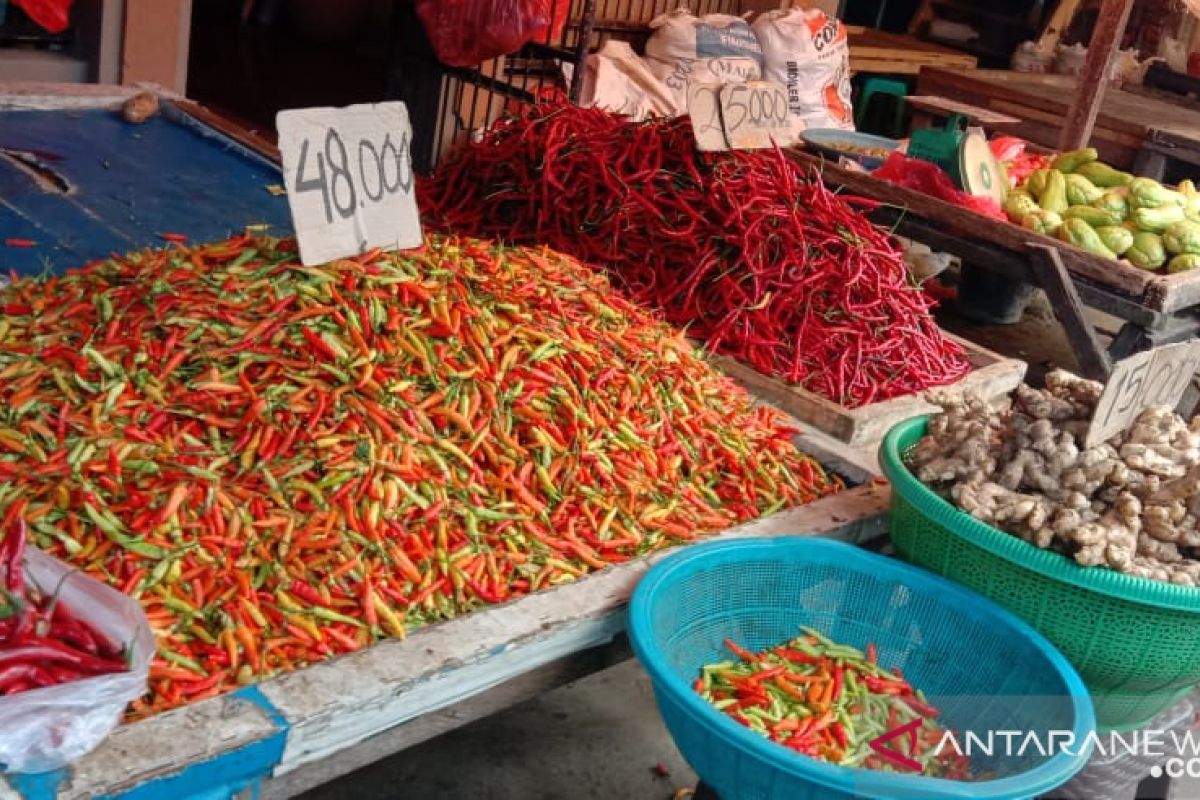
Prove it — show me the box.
[297,655,1194,800]
[301,660,696,800]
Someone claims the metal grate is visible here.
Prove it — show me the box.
[390,0,742,173]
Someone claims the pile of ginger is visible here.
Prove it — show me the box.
[909,370,1200,586]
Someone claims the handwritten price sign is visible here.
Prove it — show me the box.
[687,81,801,152]
[277,102,422,266]
[1086,342,1200,447]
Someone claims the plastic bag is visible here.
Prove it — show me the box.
[990,135,1052,188]
[415,0,551,68]
[0,549,153,774]
[11,0,72,33]
[753,8,853,130]
[873,152,1005,220]
[530,0,569,44]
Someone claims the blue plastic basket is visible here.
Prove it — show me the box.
[629,538,1097,800]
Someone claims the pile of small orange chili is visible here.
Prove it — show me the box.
[0,234,837,716]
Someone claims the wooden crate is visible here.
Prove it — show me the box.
[712,333,1026,446]
[787,149,1200,316]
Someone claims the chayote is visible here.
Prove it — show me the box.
[1057,218,1116,259]
[1074,161,1133,187]
[1095,225,1134,256]
[1126,232,1167,270]
[1169,253,1200,273]
[1132,204,1186,233]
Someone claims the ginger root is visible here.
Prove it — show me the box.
[909,370,1200,586]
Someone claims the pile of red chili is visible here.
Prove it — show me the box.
[0,520,128,696]
[0,234,836,715]
[419,99,970,408]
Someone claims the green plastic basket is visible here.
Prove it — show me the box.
[881,416,1200,731]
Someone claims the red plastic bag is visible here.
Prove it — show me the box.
[416,0,552,68]
[531,0,570,44]
[12,0,72,33]
[873,152,1005,220]
[990,135,1053,187]
[989,135,1028,164]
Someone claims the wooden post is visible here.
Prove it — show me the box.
[1057,0,1135,152]
[121,0,192,93]
[1035,0,1082,53]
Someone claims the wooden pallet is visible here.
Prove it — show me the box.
[845,27,977,76]
[712,333,1026,447]
[916,67,1200,173]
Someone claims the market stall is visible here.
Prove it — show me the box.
[0,83,892,799]
[846,26,977,75]
[7,1,1200,798]
[916,67,1200,176]
[0,488,883,800]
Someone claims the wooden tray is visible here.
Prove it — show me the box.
[712,333,1026,447]
[787,150,1200,315]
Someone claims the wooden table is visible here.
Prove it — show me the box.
[846,27,977,76]
[905,95,1023,134]
[1132,125,1200,183]
[788,150,1200,381]
[0,84,289,276]
[916,67,1200,172]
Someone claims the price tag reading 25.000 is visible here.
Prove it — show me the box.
[277,102,423,266]
[687,81,800,152]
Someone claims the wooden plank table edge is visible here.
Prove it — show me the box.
[712,333,1027,447]
[0,486,888,800]
[0,81,181,111]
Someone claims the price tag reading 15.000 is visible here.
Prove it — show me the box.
[277,102,423,266]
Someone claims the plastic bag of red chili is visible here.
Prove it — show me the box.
[0,520,152,773]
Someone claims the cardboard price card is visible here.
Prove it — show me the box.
[277,102,423,266]
[1085,342,1200,447]
[687,81,802,152]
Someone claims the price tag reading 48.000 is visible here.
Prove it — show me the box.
[277,102,423,266]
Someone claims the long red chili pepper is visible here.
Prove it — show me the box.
[0,520,128,697]
[419,98,970,408]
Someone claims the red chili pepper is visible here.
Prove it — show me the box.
[724,638,759,662]
[2,519,25,595]
[775,647,820,664]
[0,640,127,674]
[418,100,971,408]
[159,233,189,243]
[4,239,36,248]
[902,696,941,718]
[0,662,46,694]
[301,327,338,361]
[47,617,103,656]
[831,721,849,749]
